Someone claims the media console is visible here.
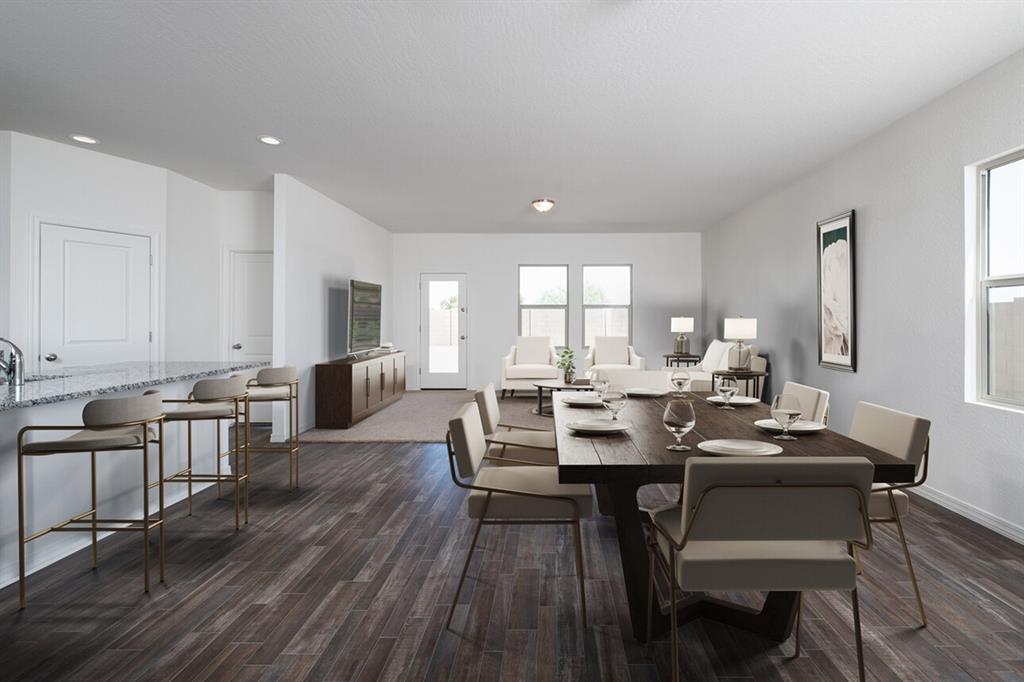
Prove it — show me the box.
[314,350,406,428]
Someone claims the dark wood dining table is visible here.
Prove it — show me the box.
[553,391,916,643]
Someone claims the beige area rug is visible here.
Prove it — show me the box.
[300,390,551,443]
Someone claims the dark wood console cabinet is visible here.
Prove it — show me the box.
[315,351,406,428]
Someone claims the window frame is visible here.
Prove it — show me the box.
[976,148,1024,410]
[517,264,569,349]
[581,263,633,348]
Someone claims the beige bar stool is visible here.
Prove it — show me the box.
[243,366,300,490]
[17,392,166,608]
[156,375,250,530]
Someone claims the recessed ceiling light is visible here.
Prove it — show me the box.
[70,134,98,145]
[531,198,555,213]
[258,135,282,146]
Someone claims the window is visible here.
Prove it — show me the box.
[518,265,568,347]
[977,150,1024,408]
[583,265,632,347]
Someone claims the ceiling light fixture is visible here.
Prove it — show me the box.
[70,134,98,145]
[531,198,555,213]
[258,135,282,146]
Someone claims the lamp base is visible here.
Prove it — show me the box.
[728,341,751,370]
[673,334,690,355]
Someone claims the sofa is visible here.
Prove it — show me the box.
[582,336,645,372]
[500,336,559,396]
[683,339,767,398]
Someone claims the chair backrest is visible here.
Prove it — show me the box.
[593,336,629,365]
[679,457,873,544]
[701,339,731,369]
[256,365,297,385]
[193,375,248,401]
[597,369,673,390]
[447,401,488,479]
[849,402,930,467]
[473,383,502,435]
[782,381,830,423]
[515,336,552,365]
[83,391,164,427]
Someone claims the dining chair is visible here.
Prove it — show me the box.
[782,381,830,424]
[474,382,557,465]
[445,401,593,628]
[646,456,874,682]
[849,401,931,626]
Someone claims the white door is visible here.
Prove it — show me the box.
[39,223,153,368]
[228,251,273,362]
[419,273,467,389]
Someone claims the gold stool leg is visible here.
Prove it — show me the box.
[91,451,98,568]
[186,420,193,516]
[158,420,165,584]
[233,422,240,531]
[216,422,222,499]
[293,389,300,489]
[287,395,295,491]
[142,427,150,593]
[890,491,927,627]
[17,440,27,609]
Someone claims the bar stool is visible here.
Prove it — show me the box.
[157,375,250,530]
[17,392,166,608]
[243,366,300,490]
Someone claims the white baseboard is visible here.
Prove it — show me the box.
[915,484,1024,545]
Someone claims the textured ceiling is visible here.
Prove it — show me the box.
[0,1,1021,233]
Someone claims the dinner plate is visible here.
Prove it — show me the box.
[697,439,783,456]
[754,418,828,434]
[625,388,669,398]
[706,395,761,406]
[567,419,632,435]
[561,393,604,407]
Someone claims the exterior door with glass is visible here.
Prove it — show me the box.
[419,273,467,389]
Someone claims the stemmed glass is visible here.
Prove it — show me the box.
[770,394,803,441]
[715,377,738,409]
[670,369,691,397]
[601,384,628,420]
[587,368,609,398]
[663,400,696,451]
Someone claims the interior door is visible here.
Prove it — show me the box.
[228,251,273,362]
[39,223,152,368]
[419,273,467,389]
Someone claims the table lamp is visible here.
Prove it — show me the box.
[723,317,757,370]
[671,317,694,354]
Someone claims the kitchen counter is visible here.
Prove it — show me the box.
[1,360,269,411]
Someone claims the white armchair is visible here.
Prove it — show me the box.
[582,336,645,372]
[500,336,559,397]
[685,339,767,398]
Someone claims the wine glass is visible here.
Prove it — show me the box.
[770,394,803,441]
[588,369,609,398]
[715,377,738,409]
[601,385,628,420]
[663,400,696,451]
[670,369,691,397]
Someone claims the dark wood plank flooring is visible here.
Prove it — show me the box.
[1,439,1022,680]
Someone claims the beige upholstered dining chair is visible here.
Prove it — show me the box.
[782,381,830,424]
[647,457,874,682]
[446,402,593,629]
[849,401,931,626]
[474,383,557,465]
[17,392,167,607]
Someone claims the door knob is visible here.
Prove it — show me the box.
[232,343,243,350]
[460,336,466,340]
[44,353,58,362]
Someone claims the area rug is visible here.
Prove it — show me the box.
[299,390,550,443]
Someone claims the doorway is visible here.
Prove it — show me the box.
[419,273,467,389]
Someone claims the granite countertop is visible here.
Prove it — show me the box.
[0,361,270,412]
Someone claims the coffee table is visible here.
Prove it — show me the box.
[532,379,594,416]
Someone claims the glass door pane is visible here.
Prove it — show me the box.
[428,280,460,374]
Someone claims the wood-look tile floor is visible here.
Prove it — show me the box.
[1,440,1022,681]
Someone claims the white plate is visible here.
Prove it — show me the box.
[754,419,827,433]
[567,419,632,435]
[697,439,783,456]
[561,393,604,407]
[707,395,761,406]
[625,388,669,398]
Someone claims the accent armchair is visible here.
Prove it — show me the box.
[500,336,559,397]
[582,336,645,372]
[683,339,766,398]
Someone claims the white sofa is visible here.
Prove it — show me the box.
[582,336,645,372]
[683,339,767,398]
[500,336,559,396]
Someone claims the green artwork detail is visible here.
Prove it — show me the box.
[821,225,847,251]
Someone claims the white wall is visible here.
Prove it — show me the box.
[392,232,703,390]
[702,51,1024,541]
[272,174,394,433]
[0,132,11,340]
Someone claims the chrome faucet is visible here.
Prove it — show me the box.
[0,338,26,387]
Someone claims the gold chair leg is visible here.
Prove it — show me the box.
[233,427,241,531]
[293,391,300,489]
[287,395,294,491]
[91,451,98,568]
[890,491,927,627]
[445,513,486,630]
[572,518,587,627]
[852,587,865,682]
[17,444,27,609]
[158,421,165,584]
[142,430,150,593]
[853,544,863,574]
[216,420,222,499]
[186,421,193,516]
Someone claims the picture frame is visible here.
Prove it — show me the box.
[816,210,856,372]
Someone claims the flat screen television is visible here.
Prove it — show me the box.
[348,280,382,353]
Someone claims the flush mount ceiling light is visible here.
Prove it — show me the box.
[531,198,555,213]
[258,135,282,146]
[70,134,98,144]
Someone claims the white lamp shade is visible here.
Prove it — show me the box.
[724,317,757,340]
[671,317,694,333]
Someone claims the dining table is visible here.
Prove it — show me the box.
[553,390,917,644]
